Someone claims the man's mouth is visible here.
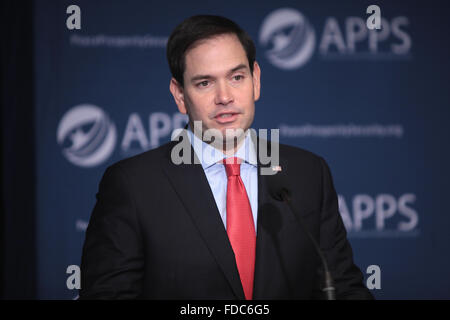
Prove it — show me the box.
[214,112,239,124]
[218,113,234,118]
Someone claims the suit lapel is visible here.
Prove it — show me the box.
[253,138,299,299]
[253,137,280,299]
[253,136,280,298]
[160,132,307,299]
[161,132,245,299]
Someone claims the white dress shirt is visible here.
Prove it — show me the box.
[187,129,258,232]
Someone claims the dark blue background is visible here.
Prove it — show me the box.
[33,0,450,299]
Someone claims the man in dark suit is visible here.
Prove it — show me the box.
[80,15,373,300]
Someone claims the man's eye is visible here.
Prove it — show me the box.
[233,75,243,81]
[198,81,209,87]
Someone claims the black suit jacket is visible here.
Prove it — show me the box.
[80,134,373,300]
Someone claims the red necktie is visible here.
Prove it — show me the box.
[224,157,256,300]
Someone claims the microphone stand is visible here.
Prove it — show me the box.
[280,189,336,300]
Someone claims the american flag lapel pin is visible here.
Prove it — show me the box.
[272,165,282,172]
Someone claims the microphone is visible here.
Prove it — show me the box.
[267,174,336,300]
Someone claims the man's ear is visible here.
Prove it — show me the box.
[169,78,187,114]
[252,61,261,102]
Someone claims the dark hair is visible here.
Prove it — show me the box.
[166,15,256,87]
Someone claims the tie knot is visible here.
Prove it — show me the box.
[224,157,241,177]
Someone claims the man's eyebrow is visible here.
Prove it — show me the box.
[228,63,249,74]
[189,64,249,82]
[190,74,213,82]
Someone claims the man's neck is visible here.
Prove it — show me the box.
[221,136,247,156]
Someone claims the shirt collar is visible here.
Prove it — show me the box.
[186,128,258,170]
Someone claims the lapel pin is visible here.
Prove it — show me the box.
[272,165,282,172]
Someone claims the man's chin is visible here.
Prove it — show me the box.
[221,126,247,138]
[198,125,245,147]
[222,127,248,148]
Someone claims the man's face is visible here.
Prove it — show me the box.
[170,33,261,142]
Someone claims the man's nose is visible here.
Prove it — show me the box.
[214,81,234,105]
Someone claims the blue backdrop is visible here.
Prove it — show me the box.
[34,0,450,299]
